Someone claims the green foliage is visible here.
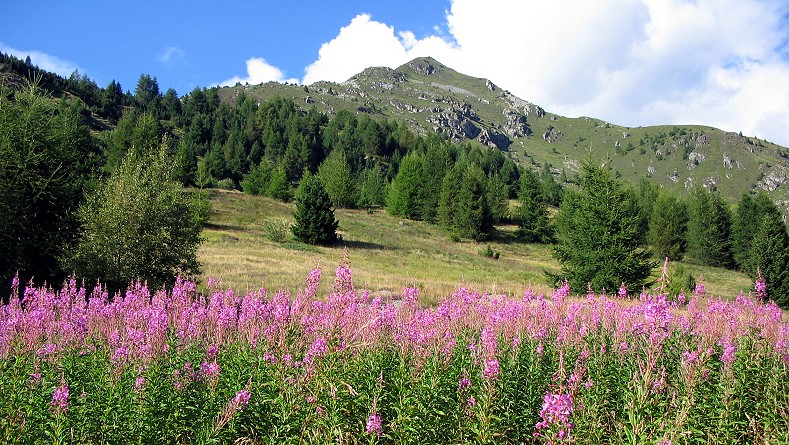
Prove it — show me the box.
[485,173,510,223]
[550,161,656,291]
[667,262,696,297]
[731,192,778,272]
[262,218,291,243]
[685,187,734,268]
[479,244,501,259]
[437,163,463,231]
[453,164,493,241]
[291,172,338,245]
[356,165,388,208]
[748,212,789,308]
[387,152,423,219]
[539,164,564,207]
[0,83,100,289]
[240,159,273,195]
[64,142,207,293]
[266,165,292,202]
[516,169,553,243]
[317,148,356,208]
[648,192,688,261]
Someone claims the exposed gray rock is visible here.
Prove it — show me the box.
[478,128,512,150]
[502,110,531,138]
[408,59,434,75]
[757,171,788,192]
[723,153,733,169]
[486,79,496,92]
[542,127,563,143]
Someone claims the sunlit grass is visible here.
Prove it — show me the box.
[198,189,755,305]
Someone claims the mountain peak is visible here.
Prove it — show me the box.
[398,57,448,76]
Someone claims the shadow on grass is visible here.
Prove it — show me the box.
[339,239,387,251]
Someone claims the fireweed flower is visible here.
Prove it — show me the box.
[535,392,574,434]
[457,376,471,392]
[483,358,500,380]
[366,413,383,435]
[51,381,70,414]
[134,376,146,393]
[233,389,251,409]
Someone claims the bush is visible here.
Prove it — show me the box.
[262,218,291,243]
[64,142,207,293]
[480,245,501,260]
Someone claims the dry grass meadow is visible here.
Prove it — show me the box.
[198,189,754,305]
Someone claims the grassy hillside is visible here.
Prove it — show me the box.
[198,189,754,304]
[223,57,789,213]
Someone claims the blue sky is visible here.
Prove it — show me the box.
[3,0,789,147]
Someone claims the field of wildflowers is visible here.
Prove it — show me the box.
[1,252,788,444]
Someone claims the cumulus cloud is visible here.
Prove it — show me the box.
[0,42,81,77]
[296,0,789,146]
[157,46,186,63]
[218,57,298,87]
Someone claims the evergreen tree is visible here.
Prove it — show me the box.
[486,173,510,223]
[134,74,161,114]
[540,164,564,207]
[516,168,552,243]
[749,212,789,308]
[437,163,463,233]
[356,165,387,208]
[0,83,100,290]
[550,161,655,292]
[731,192,778,272]
[387,152,423,219]
[266,165,292,201]
[648,192,688,261]
[292,172,338,245]
[453,164,493,241]
[65,141,207,293]
[241,159,273,195]
[418,141,450,222]
[318,148,356,208]
[685,187,734,268]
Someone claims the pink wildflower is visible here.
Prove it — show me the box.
[51,381,70,414]
[233,389,251,408]
[483,358,500,380]
[366,413,383,435]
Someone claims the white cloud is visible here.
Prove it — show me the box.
[295,0,789,147]
[218,57,298,87]
[157,46,186,63]
[0,42,81,77]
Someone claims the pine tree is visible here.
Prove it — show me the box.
[749,212,789,308]
[648,192,688,261]
[731,192,777,272]
[486,172,510,223]
[453,164,493,241]
[550,161,655,292]
[356,165,387,208]
[266,165,292,201]
[387,152,423,219]
[516,168,552,243]
[318,148,356,208]
[437,163,463,233]
[685,187,733,268]
[292,172,338,245]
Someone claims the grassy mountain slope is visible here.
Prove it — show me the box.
[200,189,753,302]
[223,57,789,210]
